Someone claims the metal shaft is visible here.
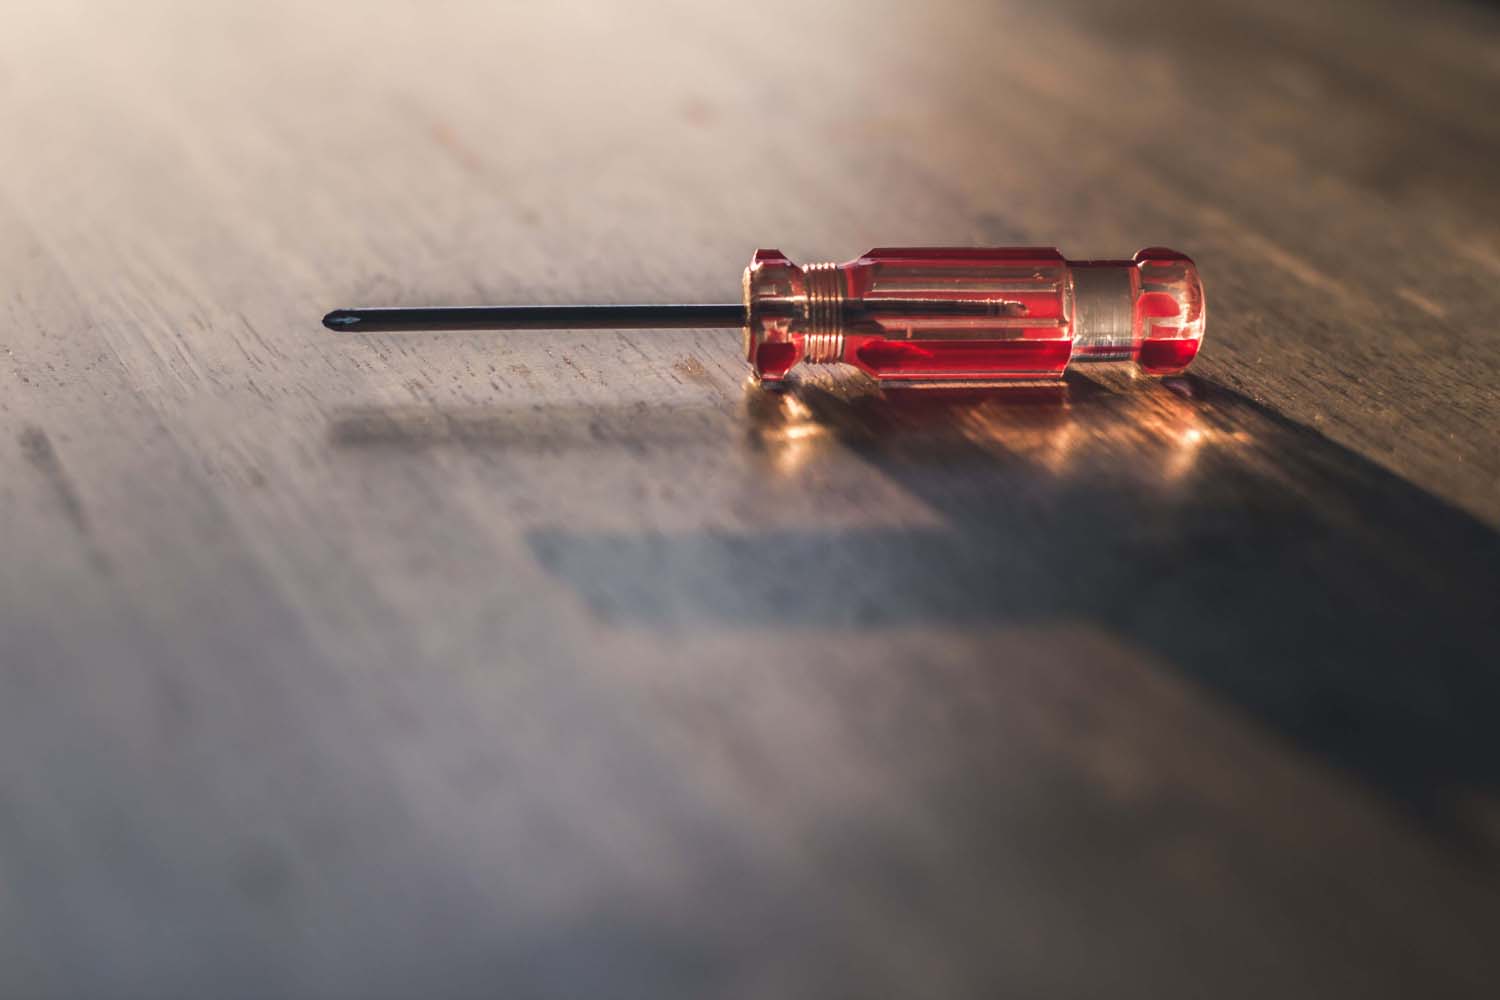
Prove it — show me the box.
[323,304,746,333]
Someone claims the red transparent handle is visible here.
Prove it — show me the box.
[743,247,1204,382]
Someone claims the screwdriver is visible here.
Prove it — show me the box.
[324,246,1205,383]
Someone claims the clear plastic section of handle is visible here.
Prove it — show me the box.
[742,247,1205,382]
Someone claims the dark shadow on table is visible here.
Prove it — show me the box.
[503,373,1500,849]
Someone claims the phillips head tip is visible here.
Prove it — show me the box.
[323,310,363,331]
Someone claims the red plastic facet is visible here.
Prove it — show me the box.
[754,340,800,378]
[849,338,1073,379]
[1138,338,1202,373]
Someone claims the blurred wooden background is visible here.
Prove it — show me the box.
[3,0,1499,996]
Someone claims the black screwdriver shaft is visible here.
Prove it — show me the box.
[323,304,746,333]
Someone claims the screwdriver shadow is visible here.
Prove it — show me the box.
[509,373,1500,847]
[325,373,1500,846]
[327,399,729,453]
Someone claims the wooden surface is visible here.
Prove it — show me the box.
[4,0,1500,996]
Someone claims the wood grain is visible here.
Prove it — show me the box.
[2,0,1499,996]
